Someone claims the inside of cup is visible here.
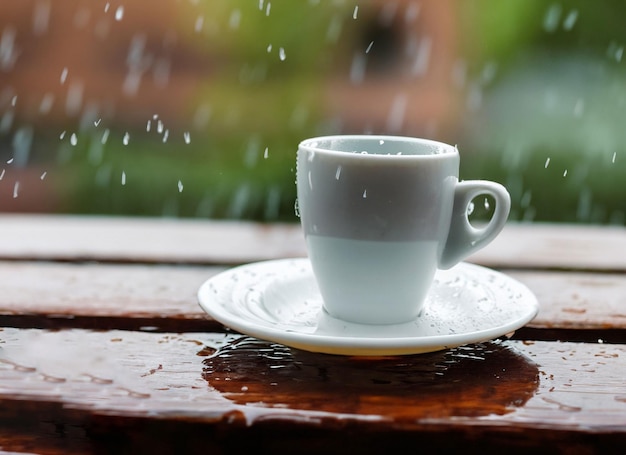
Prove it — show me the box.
[303,136,454,156]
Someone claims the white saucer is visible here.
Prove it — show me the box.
[197,259,539,356]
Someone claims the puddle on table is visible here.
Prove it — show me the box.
[201,336,539,419]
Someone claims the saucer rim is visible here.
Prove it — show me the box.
[197,258,539,356]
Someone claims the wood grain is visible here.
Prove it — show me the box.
[0,262,625,334]
[0,329,625,453]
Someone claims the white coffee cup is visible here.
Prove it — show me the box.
[296,135,511,325]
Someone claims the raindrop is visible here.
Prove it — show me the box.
[563,169,568,177]
[349,54,366,84]
[6,158,13,164]
[264,185,281,220]
[184,131,191,144]
[88,139,104,165]
[259,0,264,10]
[193,104,211,129]
[65,81,84,116]
[544,157,551,168]
[70,133,78,146]
[308,170,313,190]
[265,2,271,16]
[0,111,13,133]
[12,126,33,167]
[294,198,300,217]
[543,4,562,33]
[229,9,241,30]
[13,181,19,198]
[104,2,110,13]
[95,164,112,187]
[267,44,272,53]
[123,132,130,145]
[162,129,169,143]
[576,187,592,221]
[101,128,110,144]
[93,118,101,127]
[335,165,342,180]
[0,169,4,180]
[227,184,251,218]
[121,171,126,185]
[362,189,367,198]
[614,45,624,62]
[153,58,171,88]
[325,15,342,44]
[612,152,617,163]
[405,2,420,22]
[10,95,17,107]
[177,180,184,193]
[157,120,164,133]
[573,99,584,117]
[467,202,475,216]
[411,37,432,77]
[40,171,47,180]
[451,59,468,88]
[263,147,269,159]
[60,67,68,84]
[33,1,51,35]
[115,6,124,21]
[0,27,19,71]
[59,131,66,140]
[484,198,490,210]
[379,140,385,145]
[563,10,578,30]
[386,94,408,132]
[146,120,151,132]
[39,93,54,114]
[195,16,204,33]
[279,47,286,61]
[365,41,374,54]
[244,136,261,168]
[379,3,398,26]
[352,5,359,19]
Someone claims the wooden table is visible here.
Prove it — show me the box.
[1,215,625,454]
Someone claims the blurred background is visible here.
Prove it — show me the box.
[0,0,625,224]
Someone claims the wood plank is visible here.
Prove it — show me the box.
[0,214,306,265]
[1,262,625,333]
[0,329,625,452]
[471,222,626,271]
[0,261,225,332]
[0,215,625,270]
[510,270,626,330]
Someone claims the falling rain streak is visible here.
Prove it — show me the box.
[0,1,621,225]
[115,6,124,21]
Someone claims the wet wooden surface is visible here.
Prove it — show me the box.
[1,215,625,454]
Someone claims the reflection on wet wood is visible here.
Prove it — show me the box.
[0,330,625,442]
[203,337,540,419]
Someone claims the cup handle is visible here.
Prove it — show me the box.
[439,180,511,269]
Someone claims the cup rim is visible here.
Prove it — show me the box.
[298,135,458,159]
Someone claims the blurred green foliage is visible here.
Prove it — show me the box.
[7,0,626,224]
